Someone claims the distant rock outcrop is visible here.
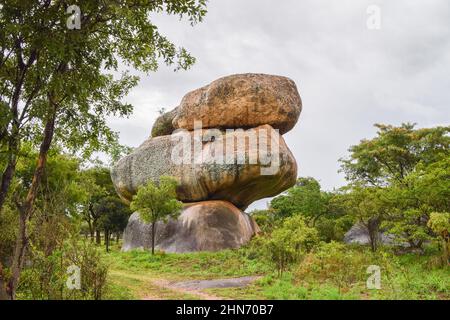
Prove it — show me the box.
[113,73,302,252]
[344,223,396,246]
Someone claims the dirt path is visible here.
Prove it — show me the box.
[147,276,261,300]
[109,269,260,300]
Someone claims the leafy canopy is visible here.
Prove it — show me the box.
[130,176,182,224]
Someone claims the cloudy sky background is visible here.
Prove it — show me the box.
[107,0,450,210]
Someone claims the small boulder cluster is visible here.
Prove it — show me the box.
[111,73,302,253]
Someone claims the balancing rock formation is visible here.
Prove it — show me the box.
[112,73,302,253]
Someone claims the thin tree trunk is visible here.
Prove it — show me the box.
[8,212,29,299]
[105,229,109,252]
[0,125,20,213]
[0,47,37,214]
[87,220,94,242]
[6,105,57,300]
[0,263,9,300]
[151,222,156,255]
[96,229,101,244]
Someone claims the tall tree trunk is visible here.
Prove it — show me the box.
[87,220,94,242]
[367,218,380,252]
[0,127,20,214]
[0,263,9,300]
[116,233,120,243]
[0,156,17,213]
[0,48,36,214]
[96,229,101,245]
[105,229,110,252]
[6,105,57,300]
[8,212,29,299]
[151,222,156,255]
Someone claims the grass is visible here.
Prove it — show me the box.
[102,242,449,300]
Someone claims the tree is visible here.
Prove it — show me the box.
[271,177,329,222]
[0,1,207,300]
[79,167,116,244]
[339,123,449,251]
[340,123,449,187]
[340,186,389,252]
[270,177,352,241]
[130,176,183,255]
[96,197,131,252]
[382,158,450,249]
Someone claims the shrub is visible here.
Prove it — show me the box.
[294,242,397,294]
[427,212,450,266]
[263,215,319,276]
[18,236,108,300]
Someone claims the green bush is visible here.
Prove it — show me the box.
[294,242,397,294]
[427,212,450,266]
[263,215,319,276]
[18,237,108,300]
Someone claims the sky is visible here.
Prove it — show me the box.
[107,0,450,210]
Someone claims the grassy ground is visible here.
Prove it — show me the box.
[103,243,449,300]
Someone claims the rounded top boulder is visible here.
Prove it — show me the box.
[165,73,302,135]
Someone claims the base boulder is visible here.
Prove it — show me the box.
[122,200,260,253]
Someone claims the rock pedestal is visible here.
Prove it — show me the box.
[122,201,260,253]
[113,73,302,253]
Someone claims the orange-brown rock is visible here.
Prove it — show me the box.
[172,73,302,135]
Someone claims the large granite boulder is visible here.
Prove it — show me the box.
[111,124,297,210]
[122,201,260,253]
[155,74,301,136]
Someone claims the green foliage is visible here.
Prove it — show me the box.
[381,158,450,249]
[427,212,450,265]
[130,176,182,225]
[97,197,131,233]
[18,236,108,300]
[96,196,131,251]
[340,123,449,186]
[0,205,16,263]
[270,177,351,242]
[130,176,183,254]
[250,209,279,233]
[0,0,208,156]
[262,215,319,276]
[295,242,394,293]
[271,177,327,220]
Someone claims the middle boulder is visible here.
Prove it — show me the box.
[111,124,297,210]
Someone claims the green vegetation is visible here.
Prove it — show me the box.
[100,242,449,300]
[0,1,448,300]
[0,0,207,299]
[130,177,183,254]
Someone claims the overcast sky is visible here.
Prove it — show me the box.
[107,0,450,210]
